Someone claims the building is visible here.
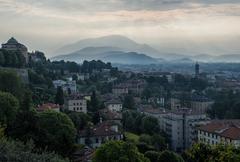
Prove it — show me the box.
[198,120,240,147]
[78,121,123,148]
[78,73,90,81]
[37,103,60,112]
[163,109,208,151]
[126,79,146,95]
[142,108,208,152]
[100,109,122,124]
[29,51,46,63]
[53,80,77,94]
[105,100,123,112]
[2,37,29,63]
[190,94,214,114]
[65,95,87,113]
[195,62,200,78]
[170,97,181,110]
[112,85,128,96]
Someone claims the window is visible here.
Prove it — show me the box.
[96,138,99,143]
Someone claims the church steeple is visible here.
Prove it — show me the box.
[195,62,199,78]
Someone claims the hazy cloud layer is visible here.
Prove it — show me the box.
[0,0,240,56]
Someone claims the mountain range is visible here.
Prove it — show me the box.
[51,35,240,64]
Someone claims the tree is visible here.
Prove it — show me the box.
[7,91,39,143]
[0,70,23,99]
[16,51,26,67]
[72,74,78,81]
[0,91,19,126]
[0,51,5,66]
[88,90,100,112]
[93,141,150,162]
[55,87,64,106]
[0,138,69,162]
[123,95,136,110]
[184,143,240,162]
[37,111,77,156]
[139,134,166,152]
[139,134,152,145]
[151,134,167,151]
[158,150,184,162]
[67,111,90,130]
[190,78,208,91]
[183,143,211,162]
[144,151,160,162]
[141,116,160,135]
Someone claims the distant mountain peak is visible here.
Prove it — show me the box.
[54,35,160,57]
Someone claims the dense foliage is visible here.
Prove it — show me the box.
[0,49,26,68]
[0,91,19,126]
[123,110,160,135]
[37,111,77,156]
[184,143,240,162]
[93,141,150,162]
[0,70,24,99]
[207,90,240,119]
[0,137,69,162]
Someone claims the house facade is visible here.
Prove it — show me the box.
[65,95,87,113]
[198,120,240,147]
[105,100,123,112]
[78,121,123,148]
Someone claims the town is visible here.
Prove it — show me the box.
[1,37,240,162]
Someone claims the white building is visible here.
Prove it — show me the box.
[142,108,208,152]
[78,73,90,81]
[105,100,123,112]
[65,95,87,113]
[53,80,77,94]
[198,120,240,147]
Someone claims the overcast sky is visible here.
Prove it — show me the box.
[0,0,240,57]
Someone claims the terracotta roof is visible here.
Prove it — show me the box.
[198,120,240,140]
[100,109,122,120]
[37,103,60,111]
[79,121,122,137]
[105,99,122,105]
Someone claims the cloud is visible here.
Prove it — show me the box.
[0,0,240,56]
[2,0,240,12]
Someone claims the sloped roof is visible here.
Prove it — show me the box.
[7,37,18,44]
[198,120,240,140]
[78,121,122,137]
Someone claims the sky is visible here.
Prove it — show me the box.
[0,0,240,57]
